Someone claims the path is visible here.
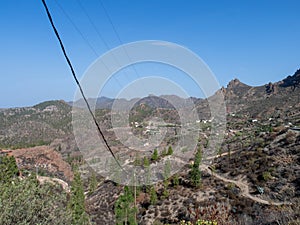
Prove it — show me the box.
[173,150,291,206]
[200,156,292,206]
[37,175,70,192]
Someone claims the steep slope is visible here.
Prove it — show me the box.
[0,100,72,148]
[85,69,300,224]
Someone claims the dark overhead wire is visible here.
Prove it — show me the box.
[76,0,111,51]
[41,0,124,171]
[74,0,130,85]
[97,0,141,80]
[97,0,124,46]
[54,0,99,57]
[54,0,124,89]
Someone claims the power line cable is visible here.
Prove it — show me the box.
[76,0,111,51]
[54,0,99,57]
[97,0,142,80]
[54,0,124,89]
[41,0,124,171]
[75,0,132,87]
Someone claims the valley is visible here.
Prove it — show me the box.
[0,69,300,224]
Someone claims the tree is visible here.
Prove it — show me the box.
[162,160,171,198]
[149,186,157,205]
[151,149,159,161]
[69,170,89,224]
[172,173,179,187]
[88,171,97,195]
[190,146,202,187]
[167,146,173,155]
[194,146,202,167]
[115,186,137,225]
[143,156,150,168]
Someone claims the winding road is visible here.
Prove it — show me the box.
[199,151,292,206]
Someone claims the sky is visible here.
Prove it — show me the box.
[0,0,300,108]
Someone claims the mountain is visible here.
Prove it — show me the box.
[71,96,114,109]
[279,69,300,89]
[1,70,300,149]
[71,95,189,110]
[85,69,300,224]
[221,70,300,120]
[0,100,72,149]
[1,69,300,224]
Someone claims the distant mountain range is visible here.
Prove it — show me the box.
[70,95,187,110]
[70,69,300,110]
[1,69,300,224]
[0,69,299,149]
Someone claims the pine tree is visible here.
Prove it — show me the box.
[115,186,137,225]
[151,149,159,161]
[69,170,89,224]
[162,160,171,198]
[190,146,202,187]
[172,173,179,187]
[149,186,157,205]
[167,146,173,155]
[88,171,97,195]
[143,157,150,168]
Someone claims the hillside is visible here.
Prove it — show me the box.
[0,100,72,148]
[84,70,300,224]
[0,69,299,224]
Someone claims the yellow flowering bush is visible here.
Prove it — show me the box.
[180,219,217,225]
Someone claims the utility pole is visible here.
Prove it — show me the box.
[134,171,137,224]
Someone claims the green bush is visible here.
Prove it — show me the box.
[0,175,71,224]
[0,155,19,183]
[151,149,159,161]
[167,146,173,155]
[262,171,272,181]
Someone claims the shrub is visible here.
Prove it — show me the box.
[262,171,272,181]
[0,175,71,224]
[0,155,19,183]
[167,146,173,155]
[152,149,159,161]
[186,201,237,225]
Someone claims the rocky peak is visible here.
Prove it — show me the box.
[226,78,250,89]
[279,69,300,90]
[227,78,241,88]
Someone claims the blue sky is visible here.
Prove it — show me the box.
[0,0,300,107]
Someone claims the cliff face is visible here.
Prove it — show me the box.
[221,69,300,115]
